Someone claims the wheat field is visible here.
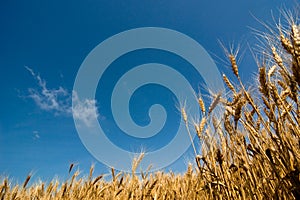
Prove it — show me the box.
[1,11,300,200]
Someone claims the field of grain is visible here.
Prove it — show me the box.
[1,11,300,200]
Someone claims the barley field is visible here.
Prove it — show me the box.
[1,12,300,200]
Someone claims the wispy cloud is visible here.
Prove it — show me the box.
[25,66,71,115]
[25,67,99,127]
[32,130,40,140]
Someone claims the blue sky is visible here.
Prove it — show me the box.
[0,0,295,182]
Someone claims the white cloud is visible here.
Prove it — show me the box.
[26,66,71,115]
[25,67,99,127]
[72,91,99,127]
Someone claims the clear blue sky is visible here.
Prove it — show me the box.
[0,0,295,182]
